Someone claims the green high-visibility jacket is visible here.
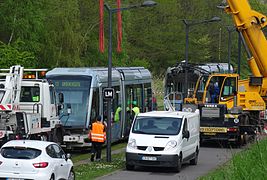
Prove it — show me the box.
[114,107,122,122]
[132,107,140,116]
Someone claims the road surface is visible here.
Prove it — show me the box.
[98,143,241,180]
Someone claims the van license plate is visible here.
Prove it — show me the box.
[142,156,157,161]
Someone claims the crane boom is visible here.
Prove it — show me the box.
[226,0,267,77]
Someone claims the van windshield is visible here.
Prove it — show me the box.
[132,116,182,135]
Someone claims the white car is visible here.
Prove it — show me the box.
[0,140,75,180]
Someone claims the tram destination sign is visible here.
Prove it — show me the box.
[103,88,115,99]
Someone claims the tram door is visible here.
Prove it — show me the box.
[102,86,121,142]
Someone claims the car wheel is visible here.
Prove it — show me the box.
[68,169,75,180]
[190,149,199,165]
[174,155,182,173]
[49,174,55,180]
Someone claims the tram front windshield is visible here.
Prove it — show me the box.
[49,76,91,128]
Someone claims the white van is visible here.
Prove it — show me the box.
[126,110,200,172]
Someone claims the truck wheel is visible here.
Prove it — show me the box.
[53,127,64,144]
[243,134,248,145]
[190,148,199,165]
[174,155,182,173]
[237,135,244,147]
[126,163,134,171]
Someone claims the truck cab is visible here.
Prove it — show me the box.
[0,66,63,146]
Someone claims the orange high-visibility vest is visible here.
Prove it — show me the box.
[90,122,106,142]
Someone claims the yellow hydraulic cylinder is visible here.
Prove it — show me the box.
[247,56,262,77]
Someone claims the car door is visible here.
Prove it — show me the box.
[51,144,70,179]
[46,145,66,179]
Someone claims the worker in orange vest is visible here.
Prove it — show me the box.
[89,115,106,162]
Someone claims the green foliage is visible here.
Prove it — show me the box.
[0,40,36,68]
[200,139,267,180]
[152,76,164,110]
[39,0,83,68]
[0,0,266,77]
[192,34,212,63]
[75,153,125,180]
[0,0,45,57]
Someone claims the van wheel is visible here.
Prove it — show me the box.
[190,149,199,165]
[174,155,182,173]
[126,164,134,171]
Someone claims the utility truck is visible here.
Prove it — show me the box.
[0,65,64,146]
[184,0,267,145]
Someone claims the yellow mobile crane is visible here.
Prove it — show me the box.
[185,0,267,145]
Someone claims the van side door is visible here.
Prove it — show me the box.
[187,117,198,156]
[181,118,190,158]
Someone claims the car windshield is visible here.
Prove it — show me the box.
[1,147,41,159]
[132,116,182,135]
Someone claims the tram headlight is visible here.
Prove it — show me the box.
[127,138,137,149]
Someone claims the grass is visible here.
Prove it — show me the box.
[72,142,127,163]
[72,143,126,179]
[200,138,267,180]
[74,150,125,180]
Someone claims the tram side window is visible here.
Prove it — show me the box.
[113,86,120,108]
[91,89,99,122]
[144,84,152,112]
[136,86,142,111]
[126,86,132,109]
[112,86,121,122]
[126,85,142,111]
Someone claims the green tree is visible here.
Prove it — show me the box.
[0,40,36,68]
[38,0,83,68]
[0,0,45,67]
